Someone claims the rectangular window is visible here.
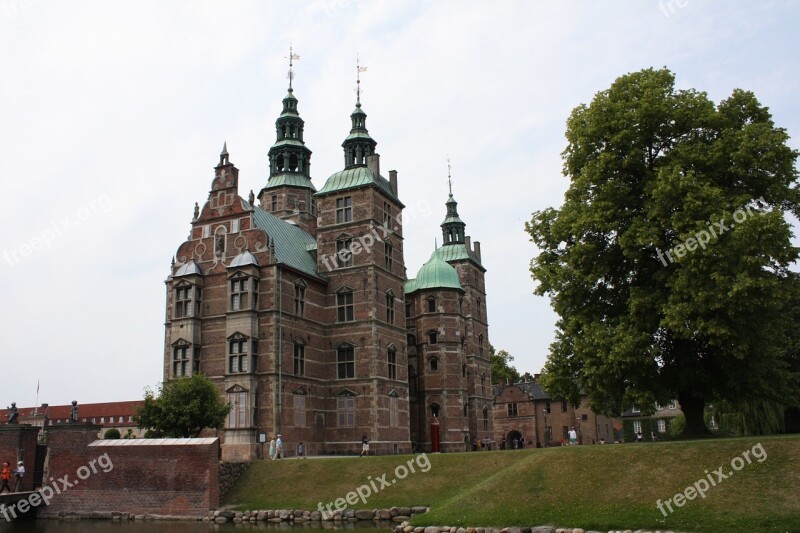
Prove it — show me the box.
[657,419,666,433]
[389,396,398,427]
[231,278,248,311]
[383,201,391,227]
[384,241,393,270]
[294,284,305,316]
[388,349,397,380]
[633,420,642,434]
[386,293,395,323]
[271,195,277,212]
[405,301,412,318]
[428,331,437,345]
[337,396,355,427]
[229,339,248,373]
[427,298,436,313]
[336,196,352,223]
[336,239,353,268]
[202,225,210,238]
[227,391,247,428]
[294,395,306,428]
[483,410,488,431]
[667,400,677,410]
[231,219,239,233]
[508,403,518,417]
[337,346,355,379]
[173,346,189,377]
[562,426,569,440]
[337,291,354,322]
[294,343,305,376]
[175,287,191,318]
[561,399,568,413]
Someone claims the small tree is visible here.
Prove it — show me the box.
[136,374,230,438]
[103,428,121,439]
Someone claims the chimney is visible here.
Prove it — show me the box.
[534,373,540,382]
[367,153,380,177]
[465,236,471,250]
[474,241,482,261]
[389,170,398,197]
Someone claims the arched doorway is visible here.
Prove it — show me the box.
[507,430,523,449]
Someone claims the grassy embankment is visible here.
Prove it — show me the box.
[224,435,800,532]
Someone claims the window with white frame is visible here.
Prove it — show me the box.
[227,390,248,428]
[294,393,306,428]
[228,336,249,373]
[337,290,354,322]
[657,419,666,433]
[173,343,191,377]
[633,420,642,434]
[388,346,397,380]
[385,291,395,323]
[294,282,306,316]
[337,394,355,427]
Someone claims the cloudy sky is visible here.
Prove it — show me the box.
[1,1,798,407]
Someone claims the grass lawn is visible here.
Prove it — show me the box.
[223,435,800,532]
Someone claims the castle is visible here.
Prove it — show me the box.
[163,73,493,459]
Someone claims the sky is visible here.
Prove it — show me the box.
[1,0,798,407]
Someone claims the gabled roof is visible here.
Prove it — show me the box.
[251,208,321,280]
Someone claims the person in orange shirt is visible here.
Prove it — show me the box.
[0,462,11,494]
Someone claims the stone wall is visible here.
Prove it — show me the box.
[219,461,250,498]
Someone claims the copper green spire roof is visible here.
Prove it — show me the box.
[441,192,466,245]
[405,247,463,294]
[264,84,314,192]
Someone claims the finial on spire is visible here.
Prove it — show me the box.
[447,157,453,196]
[287,45,300,90]
[356,54,367,106]
[221,141,228,156]
[220,141,229,165]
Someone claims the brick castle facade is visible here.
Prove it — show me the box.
[163,80,493,459]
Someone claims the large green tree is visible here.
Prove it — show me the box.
[136,374,230,438]
[526,68,800,435]
[490,345,521,385]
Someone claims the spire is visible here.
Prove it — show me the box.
[287,45,299,90]
[441,162,466,246]
[220,141,229,165]
[342,54,377,169]
[263,46,314,191]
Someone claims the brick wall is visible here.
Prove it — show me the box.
[42,424,219,517]
[0,424,39,492]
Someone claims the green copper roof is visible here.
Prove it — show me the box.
[251,208,320,279]
[315,166,400,203]
[405,250,463,294]
[263,173,317,191]
[345,131,375,141]
[436,243,484,269]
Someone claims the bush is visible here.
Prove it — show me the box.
[103,428,121,439]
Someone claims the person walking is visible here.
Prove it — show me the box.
[568,427,577,445]
[268,437,276,460]
[297,442,306,459]
[0,462,11,494]
[13,461,25,492]
[275,434,283,459]
[360,434,369,457]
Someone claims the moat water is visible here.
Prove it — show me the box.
[0,521,393,533]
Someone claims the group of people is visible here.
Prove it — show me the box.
[0,460,24,494]
[265,434,308,460]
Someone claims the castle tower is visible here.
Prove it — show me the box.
[312,67,410,454]
[258,52,316,233]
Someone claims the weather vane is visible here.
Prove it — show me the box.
[356,53,367,103]
[287,45,300,89]
[447,157,453,195]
